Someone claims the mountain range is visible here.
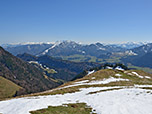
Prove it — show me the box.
[3,41,140,57]
[2,41,152,69]
[122,43,152,68]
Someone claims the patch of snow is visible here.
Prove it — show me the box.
[106,66,113,69]
[74,80,89,84]
[115,66,124,71]
[127,73,133,75]
[115,74,122,77]
[99,47,106,50]
[132,72,144,78]
[125,50,138,55]
[87,70,95,75]
[62,77,129,89]
[88,77,129,85]
[92,77,96,79]
[61,80,89,88]
[82,51,86,54]
[29,61,38,64]
[130,72,151,79]
[134,85,152,88]
[145,76,151,79]
[0,87,152,114]
[131,72,139,76]
[27,46,31,50]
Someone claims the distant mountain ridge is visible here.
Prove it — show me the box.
[3,40,152,69]
[109,42,147,49]
[122,43,152,68]
[3,40,127,57]
[130,43,152,56]
[3,41,148,57]
[4,43,53,56]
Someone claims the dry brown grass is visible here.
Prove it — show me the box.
[3,69,152,100]
[88,88,123,94]
[0,76,21,101]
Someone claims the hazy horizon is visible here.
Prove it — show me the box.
[1,40,151,46]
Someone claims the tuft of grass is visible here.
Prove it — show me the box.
[40,87,80,96]
[88,88,123,94]
[30,103,96,114]
[0,76,21,100]
[140,87,152,90]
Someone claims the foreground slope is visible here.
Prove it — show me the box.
[0,69,152,114]
[0,76,21,100]
[0,46,60,99]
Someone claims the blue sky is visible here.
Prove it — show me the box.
[0,0,152,44]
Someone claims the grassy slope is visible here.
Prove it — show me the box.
[30,103,96,114]
[7,69,151,114]
[37,69,152,96]
[0,76,21,100]
[128,65,152,74]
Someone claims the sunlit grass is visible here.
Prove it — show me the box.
[30,103,96,114]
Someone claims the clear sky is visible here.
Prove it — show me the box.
[0,0,152,44]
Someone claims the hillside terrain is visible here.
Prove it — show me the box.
[17,53,100,81]
[4,43,53,56]
[122,43,152,68]
[0,46,60,99]
[0,76,21,100]
[0,68,152,114]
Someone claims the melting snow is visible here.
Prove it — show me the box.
[125,50,138,55]
[128,72,151,79]
[115,74,122,77]
[132,72,144,78]
[88,77,129,85]
[0,87,152,114]
[115,66,124,71]
[145,76,151,79]
[62,77,129,88]
[134,85,152,88]
[74,80,89,84]
[29,61,38,64]
[106,66,113,69]
[87,70,95,75]
[92,77,96,79]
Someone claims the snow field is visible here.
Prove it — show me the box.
[0,87,152,114]
[62,77,129,89]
